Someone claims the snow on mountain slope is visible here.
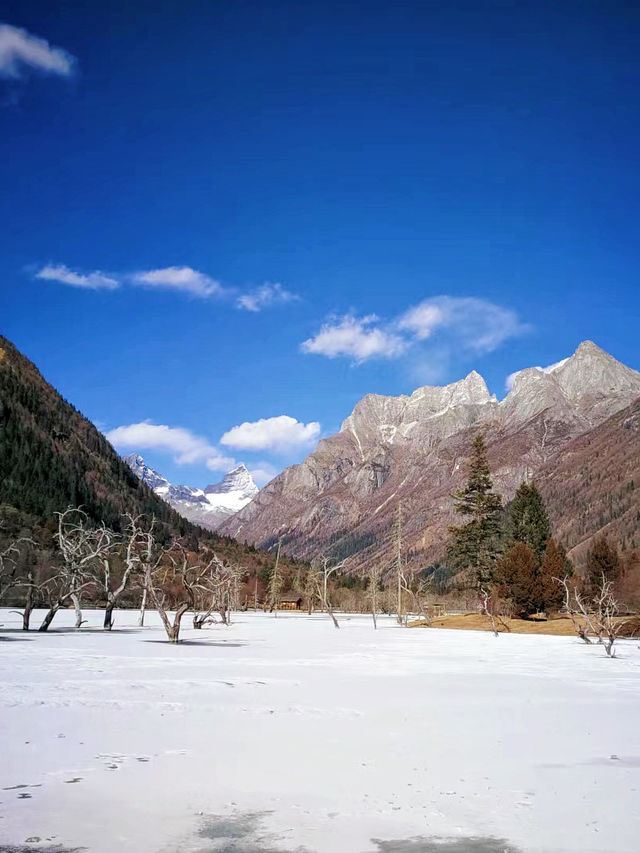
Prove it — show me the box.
[123,454,258,530]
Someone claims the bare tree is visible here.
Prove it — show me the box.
[100,514,148,630]
[0,537,36,612]
[311,556,346,629]
[143,539,234,643]
[554,575,595,644]
[591,574,629,657]
[478,587,498,637]
[136,518,160,627]
[11,568,53,630]
[192,552,240,628]
[407,575,432,626]
[39,509,111,631]
[267,538,283,616]
[367,562,382,629]
[394,502,406,625]
[555,573,629,656]
[142,539,188,643]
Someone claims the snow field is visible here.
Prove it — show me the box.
[0,609,639,852]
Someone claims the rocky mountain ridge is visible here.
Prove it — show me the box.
[221,341,640,568]
[124,454,258,530]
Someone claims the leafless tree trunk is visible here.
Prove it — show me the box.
[268,538,283,616]
[312,557,346,629]
[11,568,40,630]
[394,502,405,625]
[70,592,85,629]
[21,577,34,630]
[39,604,61,632]
[156,601,190,642]
[101,515,142,630]
[367,562,382,629]
[137,585,148,626]
[554,575,594,644]
[479,588,499,637]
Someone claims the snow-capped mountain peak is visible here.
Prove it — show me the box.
[124,455,259,530]
[205,463,258,499]
[123,453,170,492]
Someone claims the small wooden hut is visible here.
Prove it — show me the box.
[277,594,303,611]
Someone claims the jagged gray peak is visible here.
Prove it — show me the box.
[340,370,498,456]
[220,341,640,566]
[503,340,640,426]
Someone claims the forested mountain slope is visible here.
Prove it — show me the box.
[0,335,300,577]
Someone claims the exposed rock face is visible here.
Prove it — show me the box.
[124,456,258,530]
[220,342,640,567]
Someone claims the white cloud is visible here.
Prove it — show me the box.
[132,267,225,298]
[0,23,76,78]
[237,282,299,312]
[106,421,234,472]
[302,297,525,365]
[395,302,444,341]
[397,296,525,353]
[36,264,120,291]
[301,314,407,363]
[220,415,321,453]
[248,462,280,487]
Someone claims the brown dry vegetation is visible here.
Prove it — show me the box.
[538,401,640,565]
[410,612,640,637]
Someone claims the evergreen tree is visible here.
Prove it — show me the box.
[586,535,621,593]
[539,537,569,613]
[494,541,539,616]
[447,434,503,588]
[506,482,551,561]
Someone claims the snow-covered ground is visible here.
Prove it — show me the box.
[0,609,639,853]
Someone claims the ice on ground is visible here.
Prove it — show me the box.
[0,609,639,853]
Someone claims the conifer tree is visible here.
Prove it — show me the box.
[539,537,569,613]
[586,535,621,593]
[494,541,539,616]
[506,482,551,562]
[447,434,503,588]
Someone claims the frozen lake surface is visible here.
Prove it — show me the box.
[0,608,639,852]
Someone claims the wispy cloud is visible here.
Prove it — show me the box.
[131,266,226,298]
[36,264,119,291]
[397,296,525,354]
[248,462,280,487]
[220,415,321,453]
[302,297,526,365]
[301,314,407,363]
[0,23,76,79]
[33,262,299,313]
[106,421,235,472]
[237,282,299,312]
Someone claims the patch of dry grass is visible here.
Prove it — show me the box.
[410,613,593,636]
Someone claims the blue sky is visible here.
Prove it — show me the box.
[1,1,639,488]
